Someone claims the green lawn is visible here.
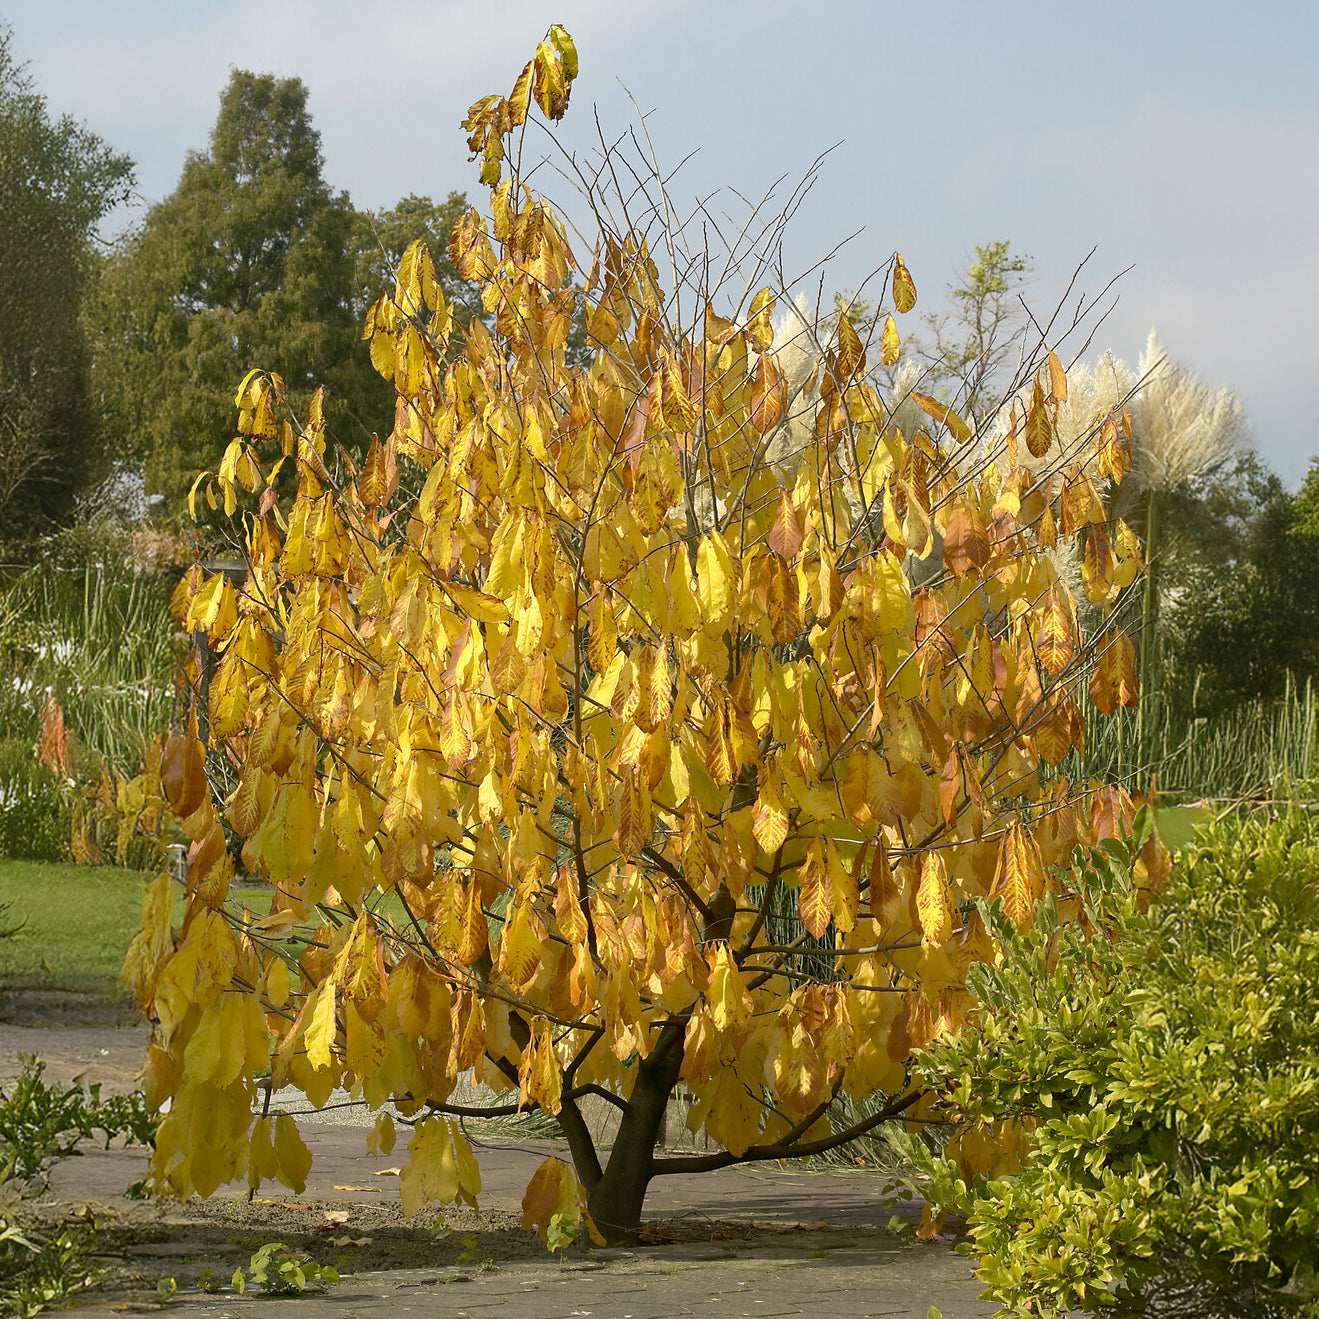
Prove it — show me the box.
[0,860,270,994]
[0,860,410,997]
[0,860,154,993]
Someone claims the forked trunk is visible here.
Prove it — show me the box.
[574,1024,684,1245]
[584,1062,670,1243]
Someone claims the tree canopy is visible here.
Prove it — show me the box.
[91,70,364,512]
[0,23,133,538]
[92,80,489,523]
[125,28,1156,1247]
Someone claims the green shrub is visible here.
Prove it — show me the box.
[911,808,1319,1319]
[231,1242,338,1296]
[0,1056,157,1189]
[0,1056,158,1316]
[0,762,68,863]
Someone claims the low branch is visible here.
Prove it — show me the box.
[424,1098,526,1119]
[569,1081,629,1112]
[649,1087,922,1177]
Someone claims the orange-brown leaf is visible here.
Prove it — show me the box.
[769,491,804,561]
[1036,586,1075,677]
[798,839,832,939]
[1089,629,1139,715]
[939,746,962,827]
[748,352,785,434]
[990,824,1044,931]
[911,391,971,444]
[1082,524,1115,605]
[161,732,207,818]
[1024,376,1053,459]
[942,499,991,576]
[867,844,902,929]
[1047,350,1068,403]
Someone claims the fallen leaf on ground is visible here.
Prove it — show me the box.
[333,1185,380,1192]
[373,1167,402,1177]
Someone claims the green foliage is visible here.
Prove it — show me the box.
[0,23,134,540]
[1078,677,1318,803]
[0,1219,94,1318]
[0,1057,157,1316]
[231,1242,339,1296]
[0,762,69,864]
[0,555,177,862]
[1156,456,1319,721]
[91,70,365,513]
[912,809,1319,1317]
[0,1056,156,1189]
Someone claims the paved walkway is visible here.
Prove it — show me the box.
[2,1020,996,1318]
[65,1233,993,1319]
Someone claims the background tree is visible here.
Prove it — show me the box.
[1162,455,1319,719]
[923,239,1032,427]
[351,191,476,322]
[126,29,1151,1247]
[869,240,1032,433]
[0,23,133,541]
[91,71,363,514]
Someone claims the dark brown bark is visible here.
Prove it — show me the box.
[578,1019,684,1245]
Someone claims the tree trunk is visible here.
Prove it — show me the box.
[581,1024,683,1244]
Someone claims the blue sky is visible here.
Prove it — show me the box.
[6,0,1318,483]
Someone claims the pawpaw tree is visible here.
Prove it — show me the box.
[123,27,1158,1245]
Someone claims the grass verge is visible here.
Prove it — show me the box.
[0,861,154,994]
[0,860,274,996]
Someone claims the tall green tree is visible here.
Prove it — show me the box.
[1166,456,1319,717]
[0,24,133,539]
[351,191,474,318]
[92,71,363,513]
[883,239,1032,427]
[918,239,1032,425]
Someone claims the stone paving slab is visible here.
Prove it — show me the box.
[0,1019,150,1093]
[60,1238,992,1319]
[4,1021,996,1318]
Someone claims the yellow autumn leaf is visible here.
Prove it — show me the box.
[707,942,751,1033]
[305,979,337,1071]
[880,314,900,365]
[892,254,917,313]
[273,1115,312,1194]
[916,852,952,947]
[399,1116,460,1219]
